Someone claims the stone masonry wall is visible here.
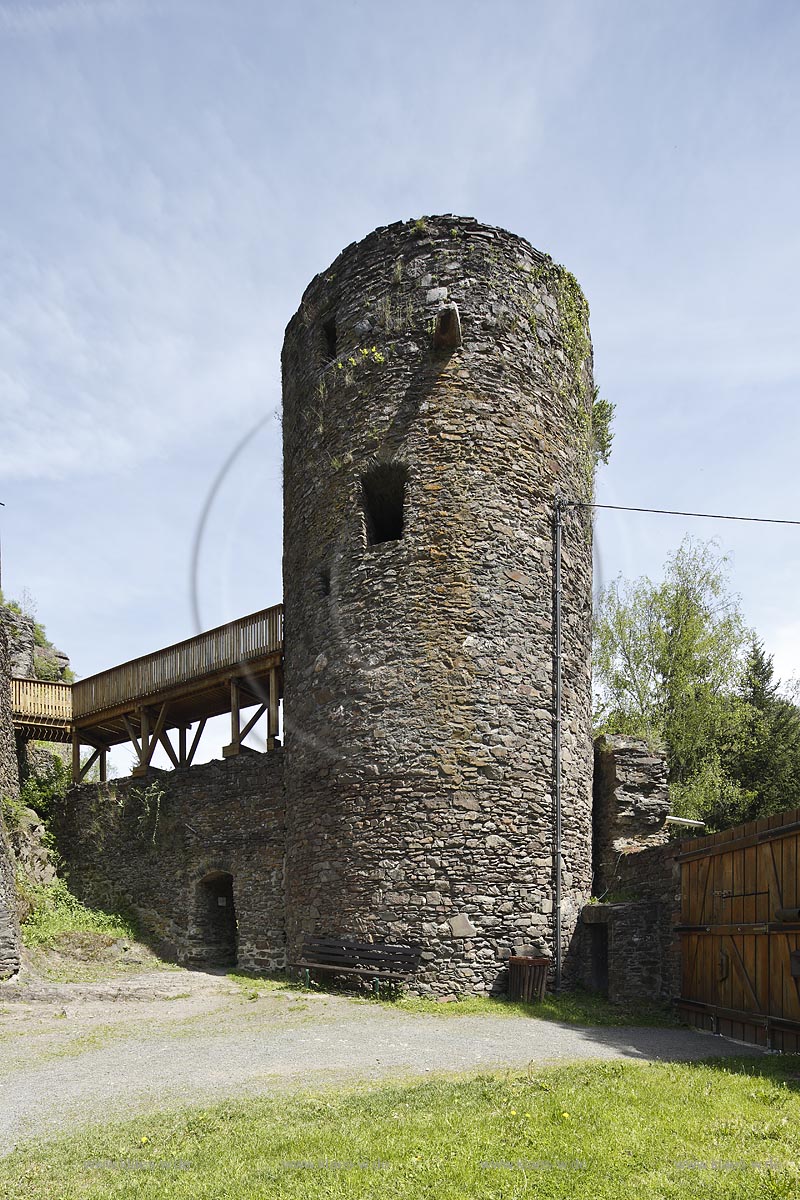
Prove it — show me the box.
[593,734,670,898]
[54,751,285,972]
[576,736,679,1002]
[612,840,682,1001]
[282,215,595,995]
[0,620,22,979]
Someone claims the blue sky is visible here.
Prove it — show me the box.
[2,0,799,765]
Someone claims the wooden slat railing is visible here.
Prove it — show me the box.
[11,678,73,723]
[72,605,284,720]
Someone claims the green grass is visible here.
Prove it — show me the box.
[226,970,298,1001]
[385,986,683,1027]
[0,1024,127,1074]
[231,970,681,1028]
[19,880,137,949]
[3,1058,800,1198]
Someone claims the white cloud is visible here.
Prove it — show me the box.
[0,0,150,35]
[0,147,287,480]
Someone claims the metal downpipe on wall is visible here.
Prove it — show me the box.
[552,496,563,992]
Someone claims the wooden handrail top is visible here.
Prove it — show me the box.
[9,605,284,728]
[72,604,284,719]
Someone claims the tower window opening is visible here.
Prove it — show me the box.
[322,317,337,362]
[362,463,408,546]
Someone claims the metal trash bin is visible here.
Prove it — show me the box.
[507,955,549,1002]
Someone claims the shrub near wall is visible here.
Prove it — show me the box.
[0,620,22,978]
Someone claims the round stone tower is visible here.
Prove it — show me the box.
[281,215,594,994]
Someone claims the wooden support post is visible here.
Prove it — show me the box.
[131,708,150,777]
[143,705,167,770]
[131,711,146,777]
[131,706,167,775]
[268,666,280,751]
[72,732,81,784]
[223,678,241,758]
[178,725,187,767]
[99,747,107,784]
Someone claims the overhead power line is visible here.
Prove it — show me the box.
[570,502,800,527]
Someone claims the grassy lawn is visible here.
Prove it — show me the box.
[386,987,684,1027]
[3,1058,799,1199]
[229,970,682,1027]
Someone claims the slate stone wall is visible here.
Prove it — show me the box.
[593,735,671,898]
[55,751,285,972]
[0,621,22,979]
[612,841,682,1001]
[576,736,679,1002]
[282,215,595,994]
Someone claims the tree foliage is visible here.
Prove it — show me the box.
[593,538,800,831]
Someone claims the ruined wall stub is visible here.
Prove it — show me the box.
[592,734,671,899]
[282,215,595,994]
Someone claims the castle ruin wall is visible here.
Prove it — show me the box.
[55,752,285,972]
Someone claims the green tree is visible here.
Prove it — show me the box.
[722,638,800,821]
[593,537,755,828]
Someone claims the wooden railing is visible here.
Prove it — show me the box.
[72,605,284,719]
[11,678,73,723]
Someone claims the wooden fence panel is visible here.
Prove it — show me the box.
[676,809,800,1049]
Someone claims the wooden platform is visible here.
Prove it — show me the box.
[10,679,73,743]
[9,605,284,782]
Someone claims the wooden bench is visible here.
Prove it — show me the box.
[290,936,422,994]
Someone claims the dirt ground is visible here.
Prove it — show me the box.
[0,944,765,1154]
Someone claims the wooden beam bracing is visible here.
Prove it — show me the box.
[158,728,181,770]
[240,703,267,744]
[77,747,101,784]
[186,718,207,767]
[122,715,142,759]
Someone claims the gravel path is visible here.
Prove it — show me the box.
[0,968,764,1154]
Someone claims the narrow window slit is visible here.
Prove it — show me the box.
[322,317,337,362]
[362,463,408,545]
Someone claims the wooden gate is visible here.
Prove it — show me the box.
[676,808,800,1050]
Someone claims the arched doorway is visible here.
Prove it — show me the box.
[193,871,238,966]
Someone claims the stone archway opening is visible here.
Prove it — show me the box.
[194,871,238,967]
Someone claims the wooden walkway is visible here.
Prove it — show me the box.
[10,605,284,782]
